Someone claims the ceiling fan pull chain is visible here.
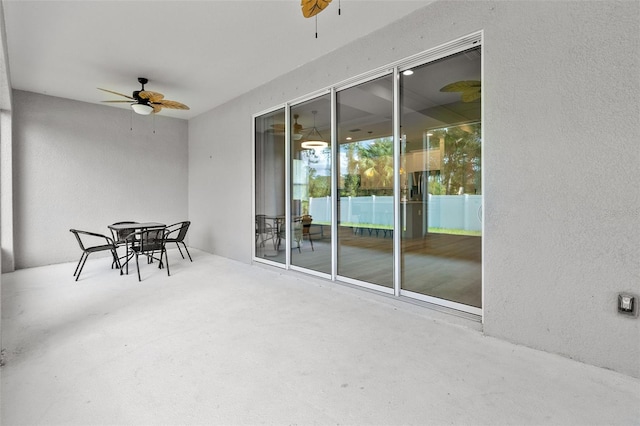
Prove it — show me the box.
[130,110,133,131]
[338,0,341,15]
[315,15,318,38]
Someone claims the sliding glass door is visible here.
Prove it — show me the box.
[399,48,482,310]
[253,34,482,315]
[336,75,394,288]
[290,95,332,274]
[254,108,286,263]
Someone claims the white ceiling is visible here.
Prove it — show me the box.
[2,0,431,119]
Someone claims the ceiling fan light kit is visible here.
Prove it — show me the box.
[131,103,153,115]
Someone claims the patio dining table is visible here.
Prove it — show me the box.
[108,222,166,232]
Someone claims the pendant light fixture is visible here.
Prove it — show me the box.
[301,110,328,150]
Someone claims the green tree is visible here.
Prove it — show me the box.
[357,138,394,194]
[340,143,360,197]
[433,124,481,195]
[308,168,330,198]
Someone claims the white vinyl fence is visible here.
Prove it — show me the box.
[309,194,482,232]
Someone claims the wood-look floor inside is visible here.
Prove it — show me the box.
[257,226,481,308]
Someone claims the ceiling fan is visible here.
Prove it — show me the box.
[301,0,337,38]
[98,77,190,115]
[301,0,332,18]
[269,114,305,139]
[293,114,304,139]
[440,80,481,102]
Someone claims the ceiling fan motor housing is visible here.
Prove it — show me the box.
[133,77,149,104]
[132,91,149,104]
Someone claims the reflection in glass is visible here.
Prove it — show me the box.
[400,47,482,308]
[290,95,332,274]
[336,75,394,288]
[254,108,286,263]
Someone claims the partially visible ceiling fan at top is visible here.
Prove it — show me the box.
[269,114,305,140]
[98,77,189,115]
[301,0,332,18]
[439,80,481,102]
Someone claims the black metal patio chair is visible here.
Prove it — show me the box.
[255,215,276,250]
[109,221,139,268]
[122,226,170,282]
[165,221,192,262]
[70,229,121,281]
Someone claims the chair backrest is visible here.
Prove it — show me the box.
[111,221,139,243]
[70,229,115,252]
[129,227,166,253]
[174,221,190,242]
[301,215,312,234]
[167,221,190,242]
[292,217,303,240]
[256,215,269,234]
[70,229,85,251]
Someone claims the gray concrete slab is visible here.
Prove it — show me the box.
[2,250,639,425]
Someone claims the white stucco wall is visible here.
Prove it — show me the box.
[189,1,640,377]
[1,109,13,273]
[12,90,189,269]
[480,1,640,380]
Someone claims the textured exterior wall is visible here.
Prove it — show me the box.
[480,1,640,379]
[188,100,255,261]
[189,1,640,377]
[1,110,13,273]
[12,90,189,268]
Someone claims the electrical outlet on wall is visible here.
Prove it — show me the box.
[618,294,638,317]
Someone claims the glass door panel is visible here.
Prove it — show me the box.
[336,75,394,288]
[290,95,332,274]
[254,108,286,263]
[399,48,482,308]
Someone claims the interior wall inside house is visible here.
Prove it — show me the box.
[12,90,189,269]
[189,0,640,378]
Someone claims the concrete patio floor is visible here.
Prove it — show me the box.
[2,249,639,425]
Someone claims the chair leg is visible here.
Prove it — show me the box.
[135,253,141,282]
[73,253,85,277]
[111,249,122,270]
[75,253,89,281]
[164,248,170,276]
[111,250,121,269]
[308,233,314,251]
[180,242,192,262]
[118,247,130,275]
[176,242,185,259]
